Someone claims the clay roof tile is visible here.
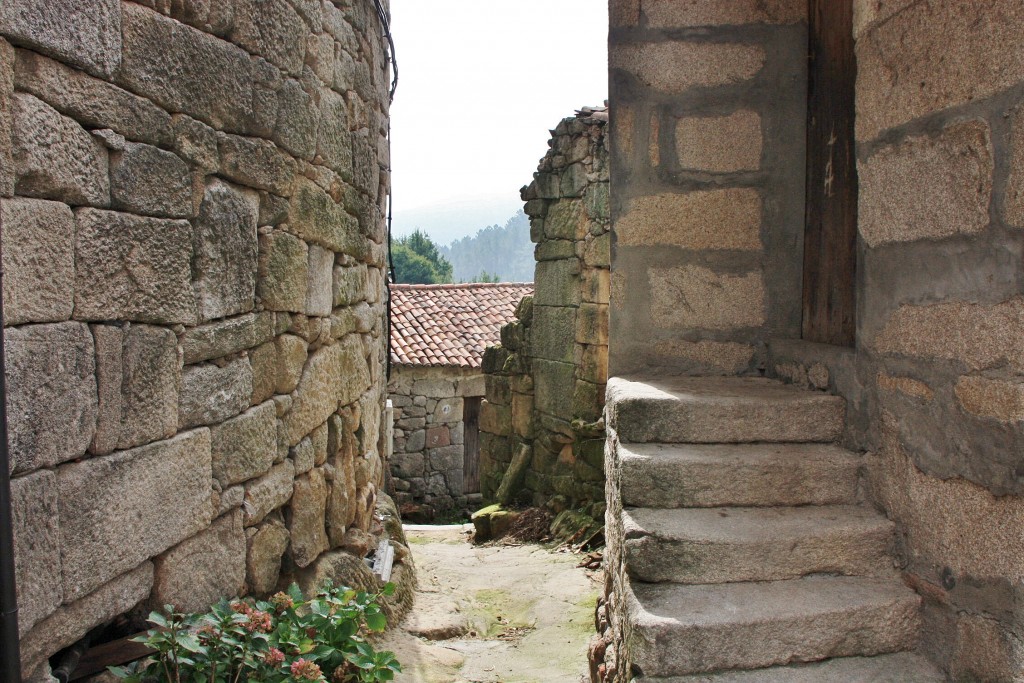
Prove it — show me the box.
[389,282,533,368]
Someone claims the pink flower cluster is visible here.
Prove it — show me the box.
[262,647,285,667]
[290,658,323,680]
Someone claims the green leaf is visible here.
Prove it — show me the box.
[381,582,396,597]
[147,611,169,628]
[365,612,387,632]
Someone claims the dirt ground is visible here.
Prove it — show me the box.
[375,524,602,683]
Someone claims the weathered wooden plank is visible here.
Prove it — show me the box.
[70,633,154,681]
[803,0,858,346]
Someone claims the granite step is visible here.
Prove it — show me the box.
[625,575,920,677]
[617,442,862,508]
[633,652,946,682]
[621,505,895,584]
[608,376,845,444]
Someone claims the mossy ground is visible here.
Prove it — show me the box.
[376,526,602,683]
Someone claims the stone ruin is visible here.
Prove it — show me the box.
[479,106,610,529]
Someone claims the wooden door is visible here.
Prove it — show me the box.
[802,0,857,346]
[463,397,481,494]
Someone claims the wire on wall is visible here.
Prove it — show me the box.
[372,0,398,382]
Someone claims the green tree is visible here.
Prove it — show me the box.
[392,229,453,284]
[470,270,501,283]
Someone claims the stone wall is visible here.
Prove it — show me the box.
[767,3,1024,677]
[1,1,400,678]
[387,365,484,518]
[480,108,609,517]
[607,0,807,377]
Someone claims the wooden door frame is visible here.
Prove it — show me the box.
[802,0,858,346]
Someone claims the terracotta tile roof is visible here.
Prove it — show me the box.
[390,282,533,368]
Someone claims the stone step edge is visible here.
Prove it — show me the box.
[614,442,864,508]
[630,651,945,682]
[624,575,921,677]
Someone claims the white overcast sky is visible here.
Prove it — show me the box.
[387,1,608,243]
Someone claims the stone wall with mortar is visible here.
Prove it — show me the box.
[387,365,484,518]
[480,108,609,517]
[607,0,807,377]
[1,1,403,678]
[765,3,1024,677]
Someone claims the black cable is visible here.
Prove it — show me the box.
[372,0,398,382]
[0,261,23,682]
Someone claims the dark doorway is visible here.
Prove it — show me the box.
[802,0,857,346]
[463,397,481,494]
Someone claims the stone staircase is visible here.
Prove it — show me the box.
[603,376,946,682]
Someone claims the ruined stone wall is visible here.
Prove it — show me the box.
[1,1,398,678]
[767,3,1024,677]
[607,1,807,377]
[480,108,609,516]
[387,365,484,518]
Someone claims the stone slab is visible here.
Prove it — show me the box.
[640,652,945,682]
[211,400,277,487]
[74,208,196,325]
[610,42,764,94]
[626,575,920,677]
[118,3,278,137]
[608,376,844,444]
[622,505,893,584]
[247,519,290,594]
[288,467,329,567]
[110,141,192,218]
[856,2,1024,140]
[12,92,109,206]
[258,230,309,313]
[6,322,96,473]
[151,509,246,613]
[0,0,121,78]
[243,459,295,526]
[57,429,213,601]
[0,197,74,325]
[14,49,173,146]
[284,337,370,444]
[617,442,861,509]
[181,311,274,364]
[193,178,259,322]
[859,120,992,247]
[178,357,252,429]
[648,265,765,331]
[217,132,296,195]
[118,323,180,449]
[11,468,61,635]
[675,111,762,173]
[19,562,152,679]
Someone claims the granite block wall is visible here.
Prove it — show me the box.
[607,0,807,377]
[767,2,1024,677]
[0,1,404,678]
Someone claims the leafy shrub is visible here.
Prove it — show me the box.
[109,581,401,683]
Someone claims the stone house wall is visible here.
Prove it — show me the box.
[607,1,807,377]
[1,1,399,678]
[607,0,1024,678]
[387,366,484,517]
[480,108,609,517]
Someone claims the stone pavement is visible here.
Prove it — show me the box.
[375,524,600,683]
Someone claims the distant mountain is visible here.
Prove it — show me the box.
[391,194,524,245]
[440,211,534,283]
